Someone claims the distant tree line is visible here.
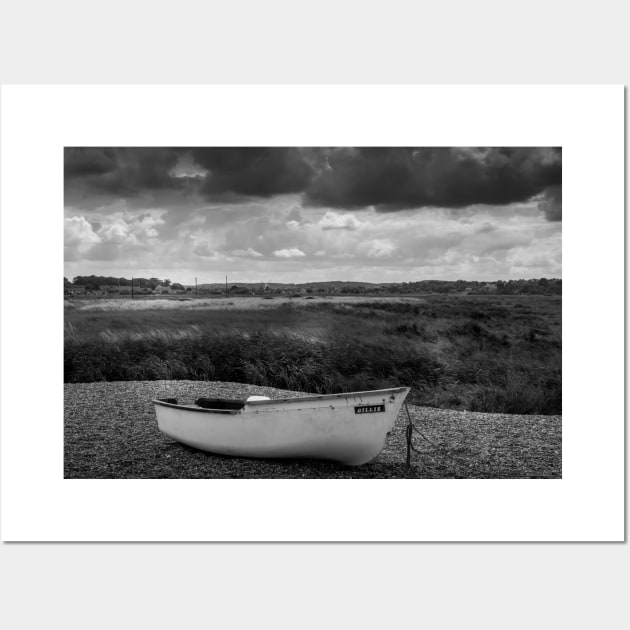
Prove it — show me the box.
[66,276,560,295]
[69,276,184,291]
[377,278,562,295]
[332,278,561,295]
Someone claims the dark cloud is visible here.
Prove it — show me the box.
[190,148,313,198]
[64,147,184,198]
[65,147,562,220]
[305,147,562,212]
[65,148,118,178]
[189,147,562,220]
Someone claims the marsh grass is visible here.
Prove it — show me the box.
[64,294,561,414]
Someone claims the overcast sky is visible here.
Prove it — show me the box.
[64,147,562,284]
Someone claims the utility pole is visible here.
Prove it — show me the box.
[195,277,197,296]
[225,275,228,296]
[131,276,134,299]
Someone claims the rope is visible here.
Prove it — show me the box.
[403,401,487,477]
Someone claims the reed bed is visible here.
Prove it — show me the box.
[65,295,561,415]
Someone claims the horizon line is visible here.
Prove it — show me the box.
[65,275,562,284]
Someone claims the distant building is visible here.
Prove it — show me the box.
[155,285,172,294]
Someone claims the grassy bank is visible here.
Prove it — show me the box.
[64,295,561,414]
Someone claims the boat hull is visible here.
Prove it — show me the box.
[153,387,410,466]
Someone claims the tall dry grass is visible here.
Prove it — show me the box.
[64,295,561,414]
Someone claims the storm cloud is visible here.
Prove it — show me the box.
[190,148,314,198]
[65,147,184,197]
[65,147,562,220]
[305,147,561,213]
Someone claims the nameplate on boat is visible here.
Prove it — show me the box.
[354,404,385,414]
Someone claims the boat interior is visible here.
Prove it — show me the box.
[156,397,247,409]
[155,397,247,411]
[194,397,246,410]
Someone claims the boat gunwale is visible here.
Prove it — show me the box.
[152,386,409,413]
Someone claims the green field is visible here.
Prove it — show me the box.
[64,294,562,415]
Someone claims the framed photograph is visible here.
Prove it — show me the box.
[1,85,624,541]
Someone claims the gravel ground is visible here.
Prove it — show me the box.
[64,381,561,479]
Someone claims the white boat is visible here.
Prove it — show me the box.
[153,386,410,466]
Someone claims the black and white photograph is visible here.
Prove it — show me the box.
[1,1,627,626]
[64,146,562,479]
